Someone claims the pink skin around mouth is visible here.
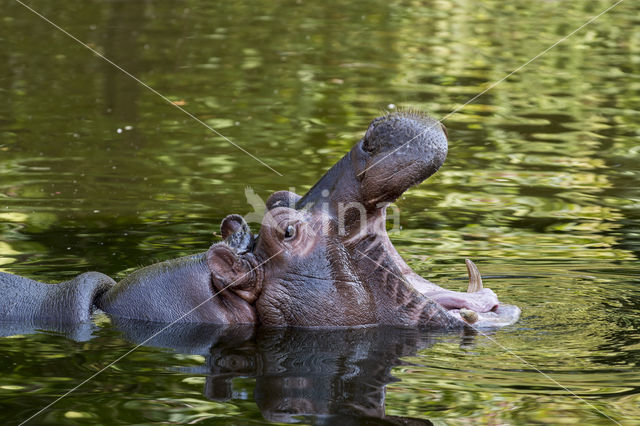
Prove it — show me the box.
[424,287,499,312]
[403,259,500,313]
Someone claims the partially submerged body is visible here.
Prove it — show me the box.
[0,214,259,325]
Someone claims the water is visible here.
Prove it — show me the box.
[1,0,639,423]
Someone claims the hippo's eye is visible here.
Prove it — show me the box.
[284,224,296,240]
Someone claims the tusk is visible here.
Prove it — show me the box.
[460,308,479,324]
[465,258,483,293]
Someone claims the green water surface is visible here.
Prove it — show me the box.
[1,0,639,424]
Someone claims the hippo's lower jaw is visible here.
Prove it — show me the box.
[414,259,521,328]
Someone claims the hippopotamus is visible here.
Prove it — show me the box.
[0,111,519,329]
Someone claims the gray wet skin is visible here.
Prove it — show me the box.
[0,215,260,324]
[98,213,262,323]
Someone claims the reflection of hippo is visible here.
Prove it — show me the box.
[0,112,519,329]
[113,320,444,424]
[250,327,439,424]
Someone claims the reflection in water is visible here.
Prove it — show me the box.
[0,319,98,342]
[113,320,472,424]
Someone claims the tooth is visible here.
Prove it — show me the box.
[460,308,479,324]
[465,258,483,293]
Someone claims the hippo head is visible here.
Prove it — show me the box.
[208,112,519,329]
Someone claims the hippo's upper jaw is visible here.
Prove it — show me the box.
[297,112,448,213]
[356,112,448,209]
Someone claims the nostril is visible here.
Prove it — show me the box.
[362,137,373,153]
[362,131,381,154]
[440,122,448,139]
[363,121,383,153]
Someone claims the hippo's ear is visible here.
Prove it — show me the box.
[266,191,301,210]
[221,214,248,240]
[207,243,261,302]
[207,244,244,285]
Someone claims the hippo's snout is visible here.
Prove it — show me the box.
[363,112,447,157]
[357,112,448,207]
